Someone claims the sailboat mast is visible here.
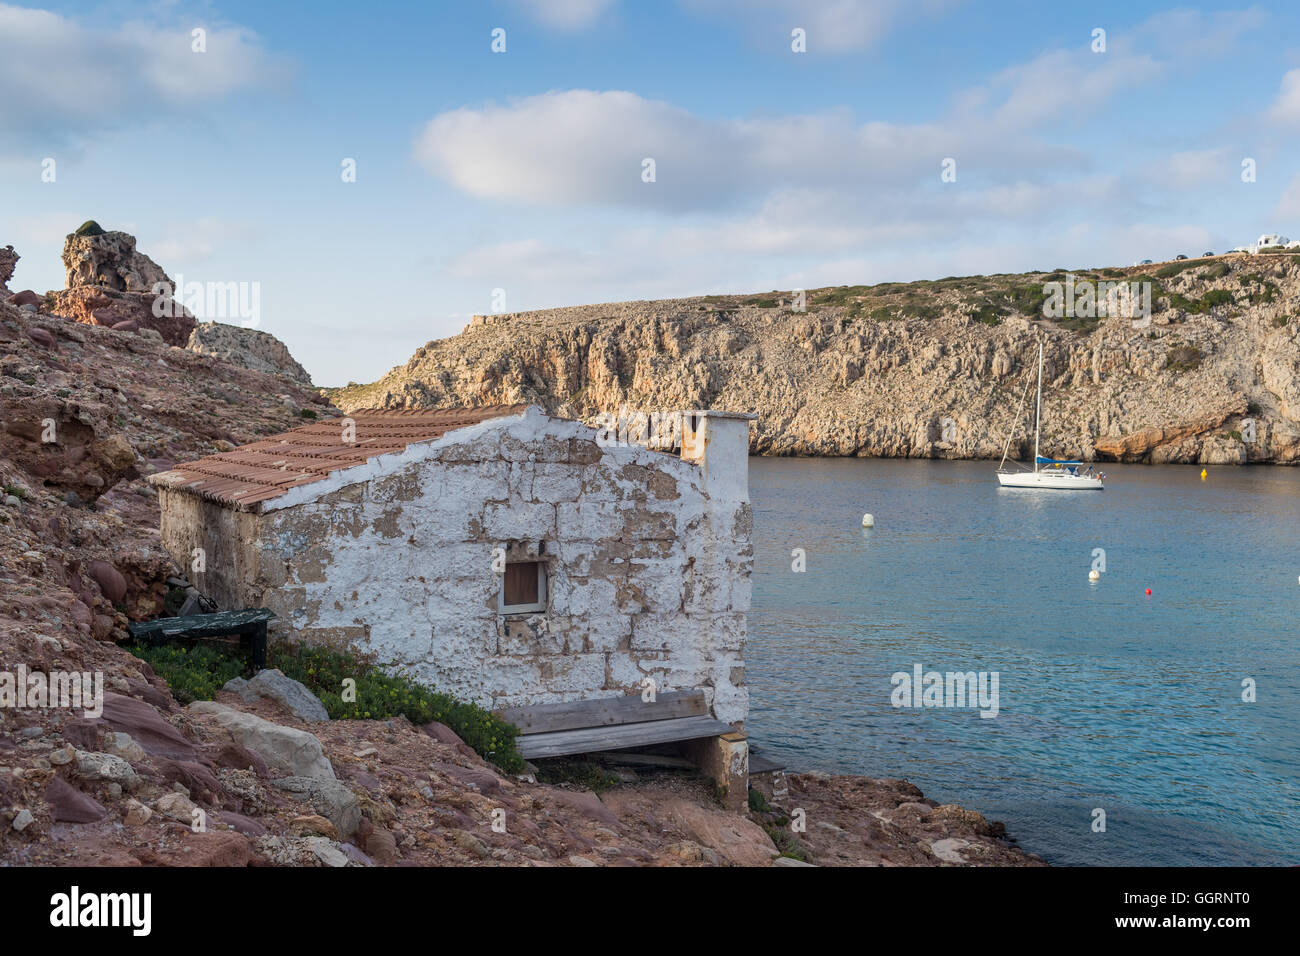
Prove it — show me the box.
[1033,341,1043,473]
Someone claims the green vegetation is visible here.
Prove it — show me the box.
[3,484,28,501]
[1168,288,1234,314]
[1201,261,1231,280]
[748,787,771,812]
[762,819,810,861]
[534,758,622,792]
[74,220,106,237]
[298,408,318,418]
[814,285,873,307]
[126,640,524,772]
[1166,344,1204,373]
[1155,260,1202,279]
[129,643,247,705]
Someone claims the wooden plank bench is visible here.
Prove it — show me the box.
[497,690,735,760]
[127,608,275,671]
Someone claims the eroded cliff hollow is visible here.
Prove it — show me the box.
[336,256,1300,464]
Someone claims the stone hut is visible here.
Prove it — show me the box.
[149,405,754,726]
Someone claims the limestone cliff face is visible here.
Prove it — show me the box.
[336,256,1300,465]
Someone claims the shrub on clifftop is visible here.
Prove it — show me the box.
[74,220,106,237]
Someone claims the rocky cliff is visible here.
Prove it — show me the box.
[187,322,313,386]
[337,256,1300,465]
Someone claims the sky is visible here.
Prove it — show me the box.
[2,0,1300,386]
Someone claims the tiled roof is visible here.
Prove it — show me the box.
[149,405,527,511]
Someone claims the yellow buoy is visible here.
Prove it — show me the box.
[1201,468,1207,480]
[1089,569,1100,582]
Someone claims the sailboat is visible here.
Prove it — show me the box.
[996,340,1104,490]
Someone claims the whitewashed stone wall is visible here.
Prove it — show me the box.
[159,408,752,725]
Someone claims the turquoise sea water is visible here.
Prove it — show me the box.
[746,458,1300,866]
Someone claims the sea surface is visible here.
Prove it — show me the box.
[746,457,1300,866]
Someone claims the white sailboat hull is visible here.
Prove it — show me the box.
[997,471,1103,490]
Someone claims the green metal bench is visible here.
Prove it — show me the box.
[127,608,275,670]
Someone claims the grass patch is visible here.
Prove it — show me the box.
[1166,345,1204,373]
[3,484,29,500]
[1155,260,1202,279]
[1201,262,1231,280]
[534,758,622,792]
[748,787,771,812]
[762,820,810,862]
[126,640,525,772]
[128,643,247,705]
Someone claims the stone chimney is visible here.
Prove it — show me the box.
[681,410,756,503]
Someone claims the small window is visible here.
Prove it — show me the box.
[500,561,547,614]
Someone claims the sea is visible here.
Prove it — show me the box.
[746,457,1300,866]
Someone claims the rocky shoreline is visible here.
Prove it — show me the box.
[0,230,1040,867]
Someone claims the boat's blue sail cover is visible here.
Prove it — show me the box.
[1036,456,1083,465]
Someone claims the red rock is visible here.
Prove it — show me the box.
[431,761,505,795]
[361,825,399,865]
[545,789,620,827]
[87,559,127,603]
[45,776,107,823]
[420,720,477,758]
[8,289,41,307]
[214,811,266,837]
[172,830,253,867]
[97,692,199,761]
[155,758,225,805]
[209,742,271,778]
[68,599,93,628]
[26,328,56,350]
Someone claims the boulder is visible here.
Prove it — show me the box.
[72,750,141,791]
[188,701,335,780]
[97,693,199,761]
[666,799,780,867]
[271,775,361,838]
[227,669,329,723]
[87,560,127,604]
[7,289,41,308]
[45,776,107,823]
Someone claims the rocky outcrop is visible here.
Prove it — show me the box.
[62,225,169,293]
[337,256,1300,465]
[186,322,312,385]
[47,224,195,346]
[0,245,17,294]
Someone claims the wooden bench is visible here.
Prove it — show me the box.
[497,690,734,760]
[127,608,275,670]
[496,690,750,810]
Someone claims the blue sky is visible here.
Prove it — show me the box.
[3,0,1299,385]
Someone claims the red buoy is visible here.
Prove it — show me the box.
[1145,588,1152,596]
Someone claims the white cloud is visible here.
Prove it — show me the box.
[414,90,1081,213]
[683,0,965,53]
[1267,68,1300,125]
[0,4,288,156]
[511,0,616,30]
[1276,174,1300,218]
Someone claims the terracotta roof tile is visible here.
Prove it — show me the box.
[150,405,528,511]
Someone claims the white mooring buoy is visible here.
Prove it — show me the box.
[1089,569,1101,582]
[862,513,875,527]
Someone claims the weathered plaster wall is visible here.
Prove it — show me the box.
[163,408,752,725]
[157,490,265,611]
